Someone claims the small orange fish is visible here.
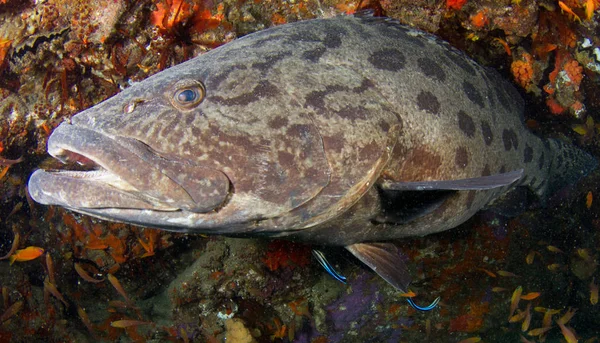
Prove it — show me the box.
[557,307,577,325]
[493,37,512,56]
[77,306,96,336]
[556,320,578,343]
[478,268,497,278]
[44,277,68,307]
[74,263,105,284]
[108,273,131,304]
[0,231,19,261]
[110,319,153,328]
[525,250,535,265]
[509,309,528,323]
[0,300,23,323]
[558,1,582,22]
[586,191,593,208]
[547,263,562,271]
[2,287,8,305]
[492,287,508,293]
[46,253,55,285]
[577,248,593,261]
[458,337,481,343]
[522,303,532,332]
[547,245,564,254]
[521,292,541,300]
[534,307,560,314]
[498,270,519,277]
[399,291,416,298]
[528,326,551,336]
[542,310,554,328]
[509,286,523,320]
[591,278,598,305]
[9,246,44,265]
[585,0,599,21]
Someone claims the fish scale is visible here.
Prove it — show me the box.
[28,13,596,295]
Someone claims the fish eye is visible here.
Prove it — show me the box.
[177,89,197,103]
[171,81,205,110]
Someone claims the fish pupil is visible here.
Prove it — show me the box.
[178,89,197,102]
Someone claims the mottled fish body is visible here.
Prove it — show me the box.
[28,14,596,293]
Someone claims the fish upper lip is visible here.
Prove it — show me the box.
[28,122,232,213]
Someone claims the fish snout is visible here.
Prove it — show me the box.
[30,123,231,213]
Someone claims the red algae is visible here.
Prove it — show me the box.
[262,240,311,271]
[447,0,467,11]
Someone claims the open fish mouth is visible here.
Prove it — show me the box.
[28,123,231,214]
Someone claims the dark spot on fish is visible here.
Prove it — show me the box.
[286,124,313,142]
[556,154,563,168]
[529,176,537,187]
[523,145,533,163]
[374,22,410,40]
[391,146,442,181]
[405,35,426,47]
[534,179,545,193]
[277,151,296,170]
[502,129,518,151]
[305,84,348,112]
[353,78,375,93]
[285,33,322,49]
[247,33,289,48]
[462,81,485,108]
[457,111,476,137]
[417,57,446,82]
[322,135,345,153]
[445,50,476,75]
[417,91,440,116]
[302,47,327,62]
[368,48,406,72]
[486,86,496,109]
[543,139,551,152]
[359,140,381,161]
[210,80,278,106]
[482,164,491,176]
[538,152,545,169]
[323,32,342,48]
[208,65,248,89]
[499,165,506,174]
[251,51,293,72]
[269,116,289,129]
[321,22,346,49]
[502,80,525,113]
[184,113,195,125]
[481,121,493,145]
[465,191,476,209]
[455,146,469,169]
[379,120,390,132]
[336,105,368,120]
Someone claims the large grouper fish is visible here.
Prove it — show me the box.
[28,13,596,304]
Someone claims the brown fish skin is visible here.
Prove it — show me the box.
[27,14,596,292]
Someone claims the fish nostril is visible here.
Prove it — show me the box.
[123,99,145,114]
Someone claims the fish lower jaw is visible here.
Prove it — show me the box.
[48,169,139,193]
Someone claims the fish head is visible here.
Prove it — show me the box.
[28,46,331,233]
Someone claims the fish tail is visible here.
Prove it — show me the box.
[537,138,597,199]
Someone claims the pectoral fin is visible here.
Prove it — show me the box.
[380,169,523,191]
[375,169,524,224]
[346,242,411,292]
[379,169,523,191]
